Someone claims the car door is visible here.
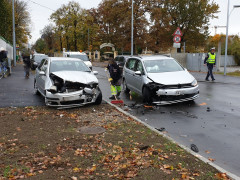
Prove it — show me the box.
[36,59,48,95]
[124,58,137,91]
[131,60,145,94]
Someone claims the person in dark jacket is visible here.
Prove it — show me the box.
[0,47,7,63]
[0,47,8,72]
[22,52,31,78]
[204,47,216,81]
[106,59,122,99]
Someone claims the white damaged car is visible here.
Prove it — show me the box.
[34,57,102,108]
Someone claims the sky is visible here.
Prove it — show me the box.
[26,0,240,44]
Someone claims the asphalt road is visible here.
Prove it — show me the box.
[93,66,240,178]
[1,64,240,178]
[0,64,45,108]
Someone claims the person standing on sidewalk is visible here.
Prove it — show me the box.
[22,51,31,78]
[106,59,122,100]
[204,47,216,81]
[0,47,8,71]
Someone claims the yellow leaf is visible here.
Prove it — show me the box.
[73,167,80,172]
[163,164,171,169]
[115,154,121,161]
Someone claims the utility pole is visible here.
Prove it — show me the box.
[12,0,16,66]
[88,28,90,51]
[224,4,240,75]
[131,0,134,56]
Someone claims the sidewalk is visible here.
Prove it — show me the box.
[190,71,240,85]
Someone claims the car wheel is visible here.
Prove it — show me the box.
[94,90,102,105]
[143,86,153,104]
[122,79,130,94]
[34,80,40,95]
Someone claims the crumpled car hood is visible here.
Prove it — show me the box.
[51,71,98,84]
[147,71,195,85]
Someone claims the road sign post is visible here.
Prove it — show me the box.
[172,27,183,52]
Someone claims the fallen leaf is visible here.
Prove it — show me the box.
[208,158,215,162]
[199,102,207,106]
[71,176,78,180]
[205,150,211,154]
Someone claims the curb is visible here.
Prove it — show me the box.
[104,98,240,180]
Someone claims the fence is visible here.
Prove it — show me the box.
[173,53,237,72]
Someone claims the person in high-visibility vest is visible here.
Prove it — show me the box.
[204,47,216,81]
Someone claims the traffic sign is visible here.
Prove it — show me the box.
[173,43,181,48]
[173,35,181,43]
[173,27,183,36]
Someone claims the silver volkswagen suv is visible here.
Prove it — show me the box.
[122,55,199,105]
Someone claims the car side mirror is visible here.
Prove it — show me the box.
[39,71,45,76]
[135,71,142,76]
[93,71,98,75]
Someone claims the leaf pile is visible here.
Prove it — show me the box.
[0,105,230,179]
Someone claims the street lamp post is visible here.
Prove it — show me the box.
[131,0,134,56]
[224,3,240,76]
[12,0,16,66]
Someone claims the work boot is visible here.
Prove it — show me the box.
[117,92,121,97]
[205,78,209,81]
[109,95,115,100]
[212,78,215,81]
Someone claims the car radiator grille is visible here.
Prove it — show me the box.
[60,99,84,105]
[155,93,198,101]
[163,83,192,89]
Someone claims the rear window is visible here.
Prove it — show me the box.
[68,54,89,61]
[34,55,48,63]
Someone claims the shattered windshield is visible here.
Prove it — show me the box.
[69,55,89,61]
[50,60,90,73]
[144,59,184,73]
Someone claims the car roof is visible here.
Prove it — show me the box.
[64,52,87,55]
[34,53,48,56]
[138,55,174,61]
[48,57,84,62]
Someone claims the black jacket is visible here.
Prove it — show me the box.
[23,55,31,67]
[0,51,7,62]
[107,63,122,82]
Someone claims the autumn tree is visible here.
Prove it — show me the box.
[40,24,55,54]
[0,0,31,48]
[50,1,96,52]
[0,0,12,41]
[148,0,219,52]
[32,38,47,54]
[91,0,149,54]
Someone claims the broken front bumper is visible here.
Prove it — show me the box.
[153,86,199,105]
[45,88,99,108]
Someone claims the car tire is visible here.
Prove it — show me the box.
[34,80,40,95]
[122,79,130,94]
[143,86,153,104]
[94,90,102,105]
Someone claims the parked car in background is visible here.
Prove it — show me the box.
[31,53,48,70]
[34,57,102,108]
[123,55,199,105]
[114,55,131,72]
[63,50,92,70]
